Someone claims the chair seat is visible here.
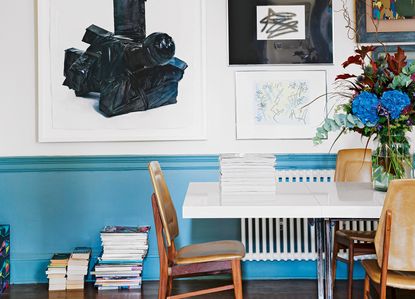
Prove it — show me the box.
[362,259,415,290]
[335,229,376,243]
[174,240,245,265]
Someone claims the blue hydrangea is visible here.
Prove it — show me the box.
[380,90,410,120]
[352,92,379,125]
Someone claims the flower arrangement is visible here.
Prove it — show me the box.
[313,46,414,190]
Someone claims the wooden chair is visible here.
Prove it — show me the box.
[148,161,245,299]
[332,148,376,299]
[362,179,415,299]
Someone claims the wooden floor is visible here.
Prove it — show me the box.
[2,280,414,299]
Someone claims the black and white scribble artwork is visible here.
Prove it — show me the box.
[257,5,305,40]
[228,0,333,64]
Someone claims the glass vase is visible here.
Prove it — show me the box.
[372,142,413,192]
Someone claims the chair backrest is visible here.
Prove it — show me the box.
[148,161,179,247]
[334,148,372,182]
[375,179,415,271]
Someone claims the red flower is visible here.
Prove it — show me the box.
[336,74,356,80]
[386,47,407,75]
[401,104,412,115]
[342,54,364,68]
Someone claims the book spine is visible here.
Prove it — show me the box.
[0,225,10,293]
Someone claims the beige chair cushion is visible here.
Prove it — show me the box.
[362,259,415,290]
[174,240,245,265]
[336,229,376,243]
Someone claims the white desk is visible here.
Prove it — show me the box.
[183,182,386,299]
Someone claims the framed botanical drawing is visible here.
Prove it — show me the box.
[37,0,206,142]
[372,45,415,63]
[235,70,327,139]
[228,0,333,65]
[356,0,415,43]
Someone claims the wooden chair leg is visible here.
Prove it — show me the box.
[166,274,173,297]
[347,242,354,299]
[231,259,243,299]
[379,211,392,299]
[158,267,168,299]
[363,274,370,299]
[331,240,340,290]
[380,280,387,299]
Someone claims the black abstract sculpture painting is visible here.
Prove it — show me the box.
[63,0,187,117]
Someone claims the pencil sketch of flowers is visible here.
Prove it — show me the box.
[254,80,309,125]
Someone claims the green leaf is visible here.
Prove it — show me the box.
[313,116,345,145]
[408,62,415,73]
[389,74,412,89]
[317,127,326,134]
[312,137,323,145]
[329,119,340,131]
[356,119,365,129]
[347,114,356,125]
[316,132,325,139]
[334,114,346,126]
[323,121,331,131]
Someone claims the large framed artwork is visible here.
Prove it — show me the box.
[356,0,415,43]
[228,0,333,65]
[236,70,327,140]
[372,45,415,63]
[38,0,206,142]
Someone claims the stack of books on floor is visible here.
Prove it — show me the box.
[46,253,70,291]
[220,153,277,194]
[66,247,92,290]
[93,225,150,291]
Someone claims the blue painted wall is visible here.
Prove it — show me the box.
[0,154,365,284]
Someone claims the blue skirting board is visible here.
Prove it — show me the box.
[0,154,366,283]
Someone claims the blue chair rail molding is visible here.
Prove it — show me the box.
[0,224,10,292]
[0,154,366,284]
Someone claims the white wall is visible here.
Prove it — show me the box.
[0,0,375,156]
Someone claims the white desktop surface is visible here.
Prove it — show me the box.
[306,182,386,218]
[183,182,386,219]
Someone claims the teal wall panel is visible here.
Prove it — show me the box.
[0,155,363,284]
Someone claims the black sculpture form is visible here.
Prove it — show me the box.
[63,0,187,117]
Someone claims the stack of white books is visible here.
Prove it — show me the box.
[46,253,70,291]
[93,226,150,291]
[220,154,277,194]
[66,247,91,290]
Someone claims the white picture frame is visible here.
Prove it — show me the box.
[37,0,206,142]
[236,70,327,140]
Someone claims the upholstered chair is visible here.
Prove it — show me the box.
[148,161,245,299]
[362,179,415,299]
[332,148,376,299]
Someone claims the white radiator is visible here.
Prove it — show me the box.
[241,169,378,261]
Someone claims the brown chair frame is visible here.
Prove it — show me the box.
[332,223,376,295]
[363,210,394,299]
[331,148,376,299]
[151,194,242,299]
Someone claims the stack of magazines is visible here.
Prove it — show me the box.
[220,154,277,194]
[93,226,150,291]
[66,247,91,290]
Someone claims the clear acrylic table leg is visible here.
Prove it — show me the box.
[325,219,334,299]
[315,218,325,299]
